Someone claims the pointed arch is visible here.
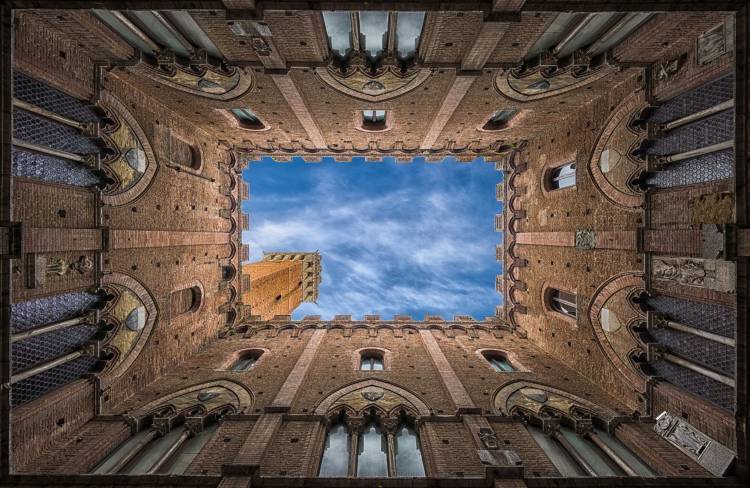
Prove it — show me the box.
[493,380,619,423]
[314,379,431,417]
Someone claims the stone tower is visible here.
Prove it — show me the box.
[241,252,322,319]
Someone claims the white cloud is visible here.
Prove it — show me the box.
[243,161,501,319]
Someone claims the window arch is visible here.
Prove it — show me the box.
[360,350,384,371]
[92,381,251,475]
[229,349,263,371]
[319,410,425,478]
[546,162,576,190]
[482,351,515,372]
[169,285,202,318]
[230,107,265,130]
[547,288,577,319]
[482,109,519,131]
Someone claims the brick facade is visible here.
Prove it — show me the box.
[2,1,746,487]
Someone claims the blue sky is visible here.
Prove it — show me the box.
[242,157,503,320]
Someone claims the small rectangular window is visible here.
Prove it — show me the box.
[363,109,386,123]
[548,162,576,190]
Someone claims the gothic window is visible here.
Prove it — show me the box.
[357,420,389,476]
[394,423,426,476]
[548,289,577,318]
[526,423,654,477]
[230,350,262,371]
[319,418,351,477]
[482,109,519,131]
[358,12,388,60]
[362,109,387,131]
[319,411,425,478]
[170,135,201,170]
[169,286,201,317]
[230,108,265,130]
[360,351,384,371]
[322,11,353,58]
[394,12,425,60]
[322,11,425,65]
[482,351,515,372]
[93,421,219,474]
[546,162,576,190]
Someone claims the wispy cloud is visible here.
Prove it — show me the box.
[242,157,502,319]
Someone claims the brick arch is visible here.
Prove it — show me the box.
[588,91,646,209]
[495,66,615,102]
[492,380,619,422]
[314,66,432,102]
[589,272,647,393]
[132,63,255,101]
[99,92,159,206]
[129,379,254,421]
[100,273,158,385]
[314,379,431,417]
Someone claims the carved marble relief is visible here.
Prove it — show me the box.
[697,19,734,66]
[654,411,734,476]
[652,257,735,293]
[575,230,596,250]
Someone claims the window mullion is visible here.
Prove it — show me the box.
[106,428,160,474]
[551,430,598,477]
[586,431,638,476]
[146,427,191,474]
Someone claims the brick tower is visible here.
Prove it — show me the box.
[241,252,322,320]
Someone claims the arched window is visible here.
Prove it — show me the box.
[357,420,388,476]
[230,107,265,130]
[319,411,425,478]
[546,162,576,190]
[360,351,384,371]
[93,420,219,474]
[230,350,262,371]
[548,288,577,318]
[362,109,387,131]
[319,418,351,477]
[395,423,426,476]
[526,424,654,477]
[482,109,518,131]
[482,351,515,372]
[169,286,201,317]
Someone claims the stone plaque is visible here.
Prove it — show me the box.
[652,257,735,293]
[654,411,734,476]
[575,230,596,250]
[697,20,733,65]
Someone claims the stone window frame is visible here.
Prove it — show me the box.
[475,348,529,373]
[168,280,205,322]
[477,108,523,132]
[221,107,272,132]
[542,283,578,327]
[355,109,394,133]
[169,133,203,172]
[540,151,578,197]
[353,347,392,372]
[219,347,269,372]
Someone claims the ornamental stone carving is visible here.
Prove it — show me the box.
[654,411,734,476]
[575,230,596,250]
[652,257,735,293]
